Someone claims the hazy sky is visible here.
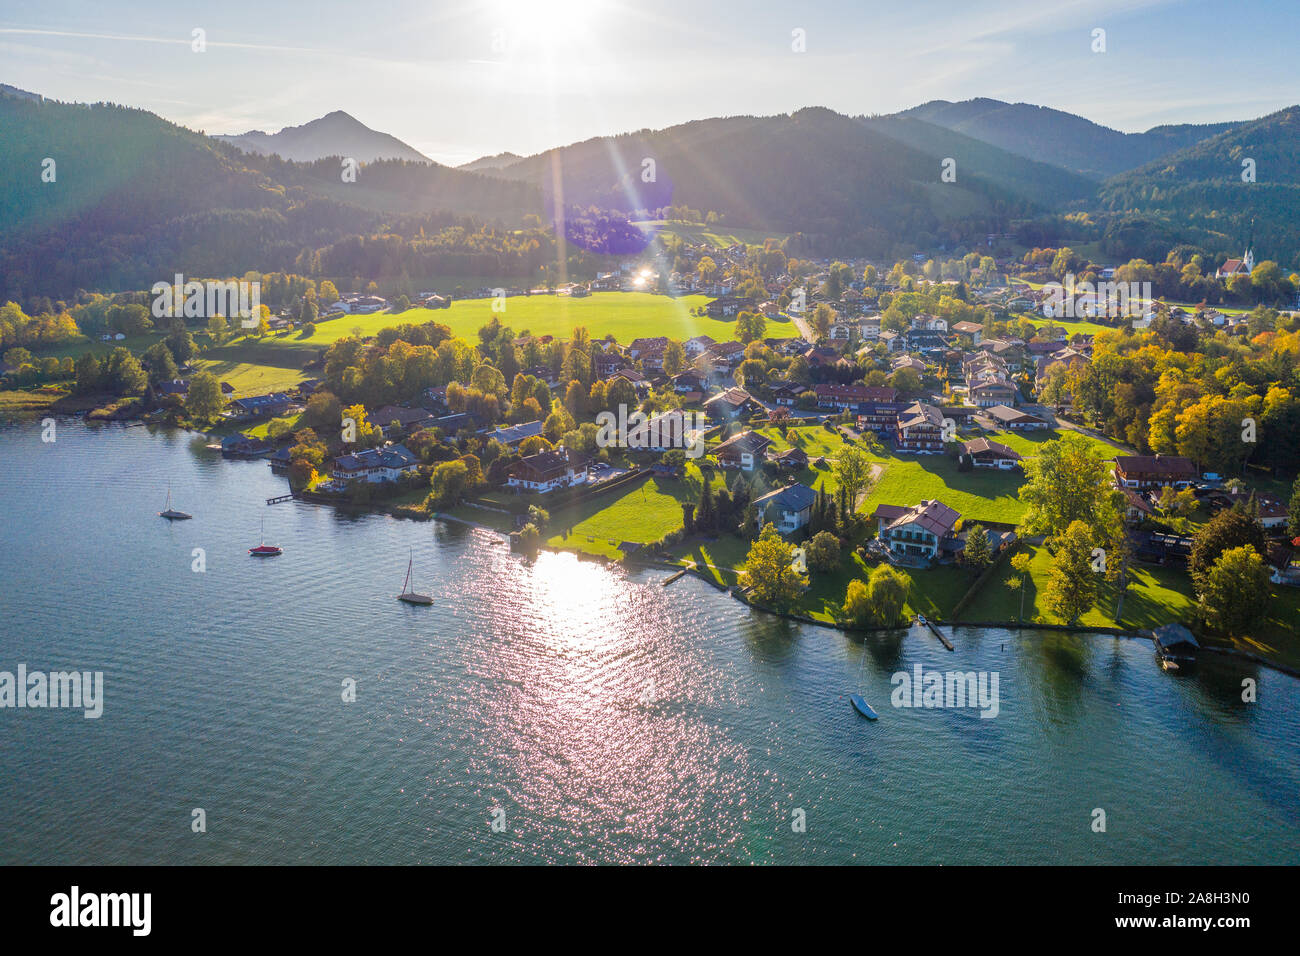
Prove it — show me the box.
[2,0,1297,165]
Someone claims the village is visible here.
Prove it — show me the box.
[48,234,1280,671]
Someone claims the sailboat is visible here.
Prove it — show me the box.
[397,548,433,605]
[158,483,192,520]
[248,518,282,557]
[849,640,879,720]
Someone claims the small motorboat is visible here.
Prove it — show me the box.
[396,548,433,605]
[850,694,879,720]
[915,614,926,627]
[158,484,192,520]
[249,518,281,557]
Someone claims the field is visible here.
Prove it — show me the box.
[314,291,798,344]
[635,219,787,249]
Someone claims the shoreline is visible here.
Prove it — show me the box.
[23,415,1300,680]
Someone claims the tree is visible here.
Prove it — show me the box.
[1007,551,1033,623]
[1189,505,1265,594]
[185,371,224,421]
[736,310,767,343]
[831,446,871,510]
[866,564,909,627]
[841,579,873,626]
[1289,475,1300,540]
[1199,545,1270,636]
[805,530,841,572]
[811,303,834,339]
[1043,520,1098,625]
[73,352,101,393]
[742,524,807,607]
[963,523,992,572]
[1019,433,1121,541]
[341,403,382,447]
[663,339,687,377]
[427,459,470,510]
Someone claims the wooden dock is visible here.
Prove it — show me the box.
[918,617,954,651]
[266,493,295,505]
[662,567,689,587]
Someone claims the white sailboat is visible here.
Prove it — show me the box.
[397,548,433,605]
[159,483,192,520]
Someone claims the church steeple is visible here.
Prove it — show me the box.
[1243,218,1255,272]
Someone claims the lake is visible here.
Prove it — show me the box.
[1,421,1297,864]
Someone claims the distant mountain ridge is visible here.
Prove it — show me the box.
[898,97,1242,178]
[458,151,523,172]
[216,110,431,164]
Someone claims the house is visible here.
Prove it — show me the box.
[856,401,910,440]
[155,379,189,397]
[220,432,274,458]
[873,500,962,560]
[625,409,698,452]
[593,350,628,378]
[705,296,748,317]
[754,482,818,535]
[772,446,809,469]
[331,443,420,483]
[951,321,983,344]
[506,448,589,493]
[683,335,716,357]
[1122,488,1156,523]
[907,329,948,353]
[879,330,903,352]
[895,402,946,454]
[910,313,948,332]
[712,430,773,470]
[813,383,898,410]
[1113,455,1197,490]
[969,378,1018,408]
[484,420,545,447]
[1151,623,1200,660]
[983,405,1048,430]
[627,336,669,359]
[960,437,1022,470]
[768,381,806,406]
[368,405,437,435]
[705,340,746,367]
[227,392,294,420]
[703,387,761,419]
[671,372,706,394]
[607,368,652,394]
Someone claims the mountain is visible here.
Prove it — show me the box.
[491,107,1085,254]
[899,98,1240,179]
[859,114,1098,208]
[0,83,42,102]
[458,151,523,172]
[216,110,431,164]
[1098,105,1300,260]
[0,96,540,298]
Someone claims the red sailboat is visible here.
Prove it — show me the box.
[249,518,282,557]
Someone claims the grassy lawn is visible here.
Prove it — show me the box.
[191,338,318,395]
[861,451,1026,525]
[756,423,855,461]
[0,387,67,416]
[543,463,729,560]
[634,219,787,249]
[305,292,798,345]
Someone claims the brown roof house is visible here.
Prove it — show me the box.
[873,500,962,561]
[712,430,773,470]
[1113,454,1196,490]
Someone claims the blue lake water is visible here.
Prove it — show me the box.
[1,421,1297,864]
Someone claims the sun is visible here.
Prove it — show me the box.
[492,0,606,50]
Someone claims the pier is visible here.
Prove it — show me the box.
[266,493,295,505]
[918,617,954,651]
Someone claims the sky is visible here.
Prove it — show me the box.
[2,0,1298,166]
